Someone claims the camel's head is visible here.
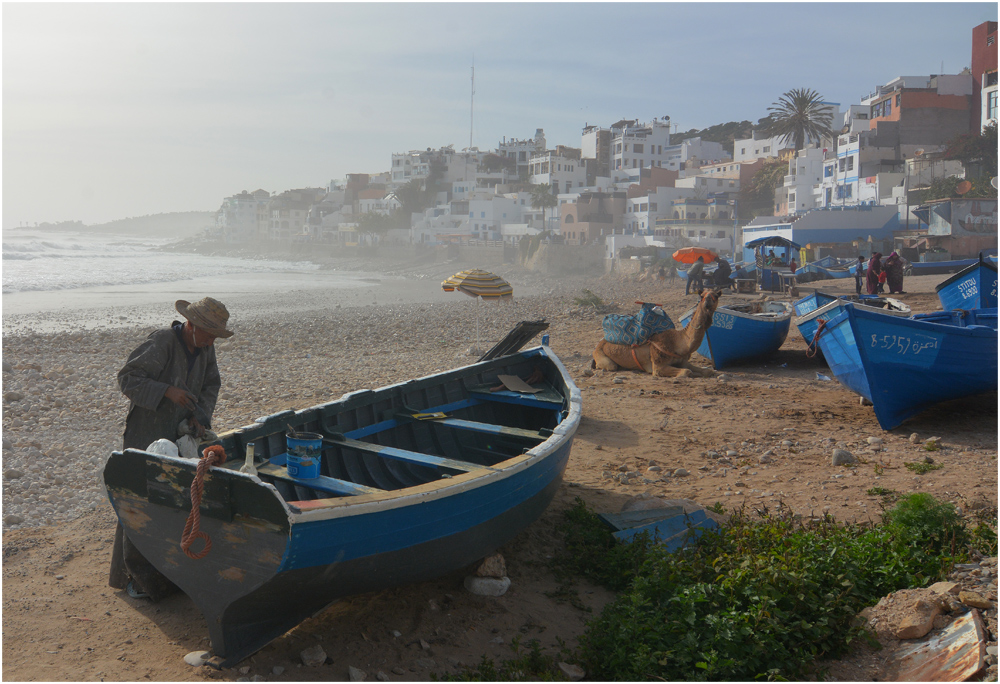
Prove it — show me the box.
[691,287,723,328]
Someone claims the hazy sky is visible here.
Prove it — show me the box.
[3,2,996,226]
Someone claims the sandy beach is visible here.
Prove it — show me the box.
[2,253,997,681]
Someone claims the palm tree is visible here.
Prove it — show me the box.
[530,184,558,231]
[766,88,834,151]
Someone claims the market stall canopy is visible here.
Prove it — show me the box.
[672,247,718,264]
[441,269,513,300]
[745,236,802,250]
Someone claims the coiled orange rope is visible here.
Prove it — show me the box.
[180,445,227,560]
[806,318,828,358]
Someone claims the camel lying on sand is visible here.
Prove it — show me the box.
[592,288,721,378]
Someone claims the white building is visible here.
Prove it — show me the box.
[217,189,270,242]
[529,150,587,195]
[624,186,695,234]
[496,129,545,178]
[780,148,825,215]
[610,119,672,173]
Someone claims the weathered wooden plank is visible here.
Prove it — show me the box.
[330,437,493,473]
[255,463,384,496]
[429,418,548,441]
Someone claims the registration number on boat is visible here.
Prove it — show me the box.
[956,277,978,298]
[870,333,938,355]
[713,313,734,329]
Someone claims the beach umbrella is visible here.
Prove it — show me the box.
[442,269,513,351]
[672,247,718,264]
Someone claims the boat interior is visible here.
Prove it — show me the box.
[214,351,569,507]
[724,301,792,318]
[910,309,999,329]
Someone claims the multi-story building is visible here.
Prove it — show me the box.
[665,137,731,173]
[268,188,325,240]
[529,147,587,195]
[972,21,998,131]
[217,189,271,242]
[777,148,825,215]
[860,74,973,154]
[496,129,545,178]
[609,118,673,172]
[654,197,738,254]
[559,191,628,245]
[624,185,694,234]
[390,146,484,189]
[580,124,613,182]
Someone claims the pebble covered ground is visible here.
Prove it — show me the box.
[0,267,637,531]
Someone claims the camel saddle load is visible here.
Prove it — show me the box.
[602,302,675,346]
[593,288,722,378]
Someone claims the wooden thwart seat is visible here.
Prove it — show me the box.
[255,462,384,496]
[330,437,496,473]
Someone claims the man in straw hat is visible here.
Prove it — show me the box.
[109,297,234,601]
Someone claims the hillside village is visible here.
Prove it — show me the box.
[213,21,998,265]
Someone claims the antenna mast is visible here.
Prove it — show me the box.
[469,58,475,151]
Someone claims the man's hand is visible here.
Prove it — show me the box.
[164,386,197,411]
[189,417,206,439]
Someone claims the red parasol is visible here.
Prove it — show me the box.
[672,247,718,264]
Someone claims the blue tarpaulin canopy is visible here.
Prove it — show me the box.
[745,236,801,250]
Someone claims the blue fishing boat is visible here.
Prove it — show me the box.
[794,293,910,350]
[934,256,998,310]
[812,303,998,430]
[680,300,793,368]
[908,256,992,276]
[104,345,580,668]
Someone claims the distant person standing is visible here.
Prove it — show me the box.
[685,256,705,295]
[854,256,865,295]
[713,258,733,290]
[866,253,883,295]
[884,251,905,294]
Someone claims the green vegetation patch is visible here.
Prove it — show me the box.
[557,495,977,681]
[904,461,943,474]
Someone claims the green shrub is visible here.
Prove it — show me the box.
[904,461,942,474]
[573,289,604,308]
[561,496,967,681]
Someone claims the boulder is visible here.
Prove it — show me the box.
[831,449,856,466]
[895,598,942,639]
[476,553,507,578]
[300,644,327,667]
[464,575,511,597]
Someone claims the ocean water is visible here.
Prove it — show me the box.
[2,230,321,294]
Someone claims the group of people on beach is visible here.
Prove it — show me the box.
[856,252,906,295]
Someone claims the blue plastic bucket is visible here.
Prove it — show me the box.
[286,432,322,479]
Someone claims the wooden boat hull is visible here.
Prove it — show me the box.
[935,259,998,310]
[104,347,580,667]
[680,301,793,369]
[794,295,910,352]
[814,305,998,430]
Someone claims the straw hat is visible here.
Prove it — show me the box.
[175,297,234,338]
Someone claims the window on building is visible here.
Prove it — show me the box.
[839,158,846,172]
[884,101,891,117]
[741,147,746,155]
[633,144,643,153]
[480,212,485,218]
[825,165,834,177]
[699,230,706,237]
[687,230,696,237]
[988,35,995,46]
[895,93,901,106]
[649,203,657,211]
[989,90,998,121]
[986,72,998,87]
[847,156,854,171]
[763,146,770,153]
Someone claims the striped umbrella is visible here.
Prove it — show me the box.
[441,269,513,299]
[442,269,513,352]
